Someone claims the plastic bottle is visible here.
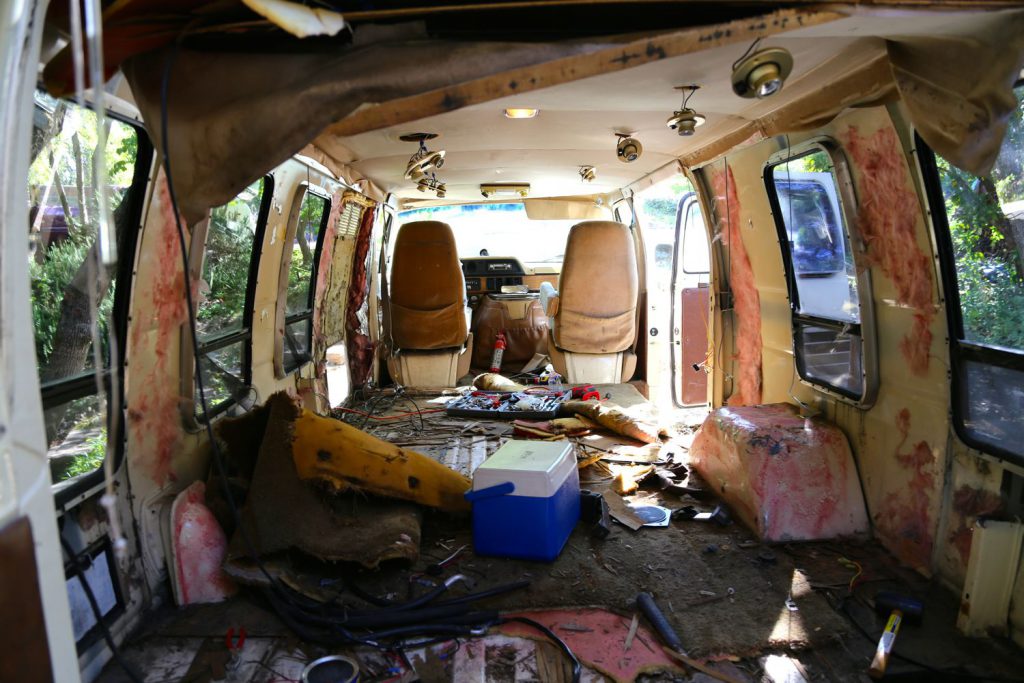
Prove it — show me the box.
[547,371,563,395]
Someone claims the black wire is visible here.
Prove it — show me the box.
[498,616,581,683]
[731,36,763,71]
[158,40,308,614]
[60,536,144,683]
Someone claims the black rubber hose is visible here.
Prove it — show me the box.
[429,579,531,608]
[497,616,581,683]
[376,574,469,612]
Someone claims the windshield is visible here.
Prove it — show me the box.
[396,203,577,267]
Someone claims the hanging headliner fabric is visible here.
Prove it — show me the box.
[117,8,1024,223]
[121,26,616,222]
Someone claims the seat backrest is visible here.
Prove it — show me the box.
[389,220,468,350]
[555,220,638,353]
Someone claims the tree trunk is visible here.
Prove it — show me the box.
[977,175,1023,278]
[42,197,129,440]
[297,219,313,266]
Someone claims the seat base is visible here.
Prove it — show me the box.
[387,335,473,388]
[548,342,636,384]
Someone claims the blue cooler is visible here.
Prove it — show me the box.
[465,440,580,562]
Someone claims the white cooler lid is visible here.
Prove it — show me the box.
[472,440,575,498]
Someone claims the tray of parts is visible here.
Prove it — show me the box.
[445,390,567,420]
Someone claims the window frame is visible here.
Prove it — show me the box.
[763,137,878,407]
[281,184,332,375]
[679,194,710,276]
[916,131,1024,466]
[33,103,155,507]
[188,175,274,422]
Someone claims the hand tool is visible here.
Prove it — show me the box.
[868,591,924,678]
[635,592,743,683]
[571,384,600,401]
[672,504,731,525]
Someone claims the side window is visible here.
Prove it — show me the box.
[27,92,150,490]
[283,188,331,374]
[766,145,874,402]
[923,83,1024,463]
[194,177,271,415]
[681,199,710,275]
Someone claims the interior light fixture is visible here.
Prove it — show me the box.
[481,183,530,198]
[667,85,706,136]
[615,133,643,163]
[579,165,597,183]
[504,107,539,119]
[401,132,445,180]
[731,45,793,99]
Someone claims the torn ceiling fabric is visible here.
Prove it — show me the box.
[885,9,1024,176]
[121,31,617,222]
[106,6,1024,222]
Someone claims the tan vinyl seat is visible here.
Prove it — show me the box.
[385,221,472,386]
[546,220,638,383]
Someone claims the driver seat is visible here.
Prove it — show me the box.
[384,221,472,387]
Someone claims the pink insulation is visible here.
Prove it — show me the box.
[874,408,938,571]
[709,165,762,405]
[689,404,869,541]
[345,206,376,388]
[842,125,934,375]
[311,192,342,389]
[127,176,187,486]
[170,481,236,605]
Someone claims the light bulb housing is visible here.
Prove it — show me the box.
[666,108,706,136]
[504,107,539,119]
[731,47,793,99]
[616,135,643,163]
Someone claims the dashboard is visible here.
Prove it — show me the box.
[461,257,526,301]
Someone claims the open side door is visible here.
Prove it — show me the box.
[670,193,711,407]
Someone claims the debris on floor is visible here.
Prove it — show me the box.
[116,383,1024,683]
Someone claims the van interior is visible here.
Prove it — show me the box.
[5,2,1024,682]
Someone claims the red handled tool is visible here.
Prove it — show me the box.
[571,384,600,401]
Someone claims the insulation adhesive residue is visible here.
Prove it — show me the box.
[876,408,938,571]
[842,125,934,375]
[710,165,762,406]
[311,192,342,392]
[346,206,376,388]
[948,484,1003,568]
[128,175,187,486]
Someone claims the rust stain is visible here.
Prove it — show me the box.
[709,165,762,406]
[948,485,1003,567]
[875,408,938,571]
[842,125,934,375]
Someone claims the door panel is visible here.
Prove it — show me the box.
[672,196,711,406]
[680,286,710,404]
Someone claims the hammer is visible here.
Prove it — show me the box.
[868,591,924,679]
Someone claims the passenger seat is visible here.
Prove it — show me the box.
[545,220,638,383]
[384,221,472,386]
